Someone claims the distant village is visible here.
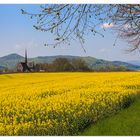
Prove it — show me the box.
[0,50,133,74]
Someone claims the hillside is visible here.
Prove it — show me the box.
[0,65,6,70]
[0,53,140,70]
[127,60,140,66]
[0,54,24,69]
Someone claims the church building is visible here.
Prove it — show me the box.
[17,50,35,72]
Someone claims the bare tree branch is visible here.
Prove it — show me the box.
[22,4,140,52]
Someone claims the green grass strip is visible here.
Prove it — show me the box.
[81,94,140,136]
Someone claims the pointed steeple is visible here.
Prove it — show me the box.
[25,49,27,64]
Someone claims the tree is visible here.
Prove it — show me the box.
[71,58,90,71]
[22,4,140,52]
[33,58,90,72]
[111,5,140,52]
[52,58,74,71]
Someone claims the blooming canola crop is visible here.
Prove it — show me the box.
[0,72,139,135]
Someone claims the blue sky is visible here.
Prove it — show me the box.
[0,4,140,61]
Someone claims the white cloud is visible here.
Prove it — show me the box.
[101,23,114,29]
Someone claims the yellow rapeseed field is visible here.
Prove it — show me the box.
[0,72,140,135]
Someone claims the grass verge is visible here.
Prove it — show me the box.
[81,94,140,136]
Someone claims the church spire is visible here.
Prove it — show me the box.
[25,49,27,64]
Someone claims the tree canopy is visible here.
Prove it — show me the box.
[22,4,140,52]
